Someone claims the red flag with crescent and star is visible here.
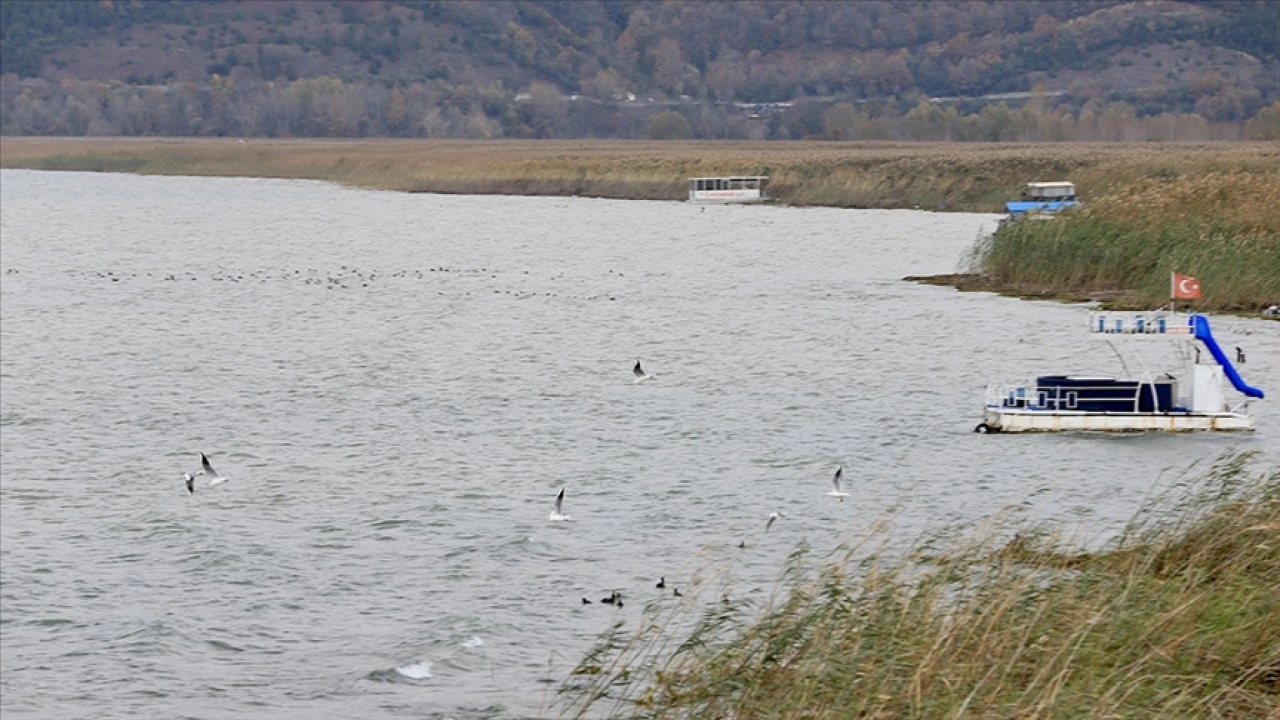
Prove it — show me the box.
[1171,272,1202,300]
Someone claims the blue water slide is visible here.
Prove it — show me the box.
[1191,314,1265,399]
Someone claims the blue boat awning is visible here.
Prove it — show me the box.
[1006,200,1079,215]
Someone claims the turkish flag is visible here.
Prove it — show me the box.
[1171,272,1202,300]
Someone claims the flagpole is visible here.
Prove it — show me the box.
[1170,271,1175,313]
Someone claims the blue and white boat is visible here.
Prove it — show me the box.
[1002,181,1079,222]
[978,311,1263,433]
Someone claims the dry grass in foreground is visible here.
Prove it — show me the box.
[558,452,1280,719]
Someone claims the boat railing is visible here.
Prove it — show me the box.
[1226,397,1253,414]
[986,380,1170,413]
[1088,311,1191,336]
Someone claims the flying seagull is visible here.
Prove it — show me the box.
[183,473,195,496]
[765,510,786,532]
[198,452,230,487]
[633,360,653,383]
[548,487,571,521]
[826,465,850,502]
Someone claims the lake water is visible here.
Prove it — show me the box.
[1,169,1275,719]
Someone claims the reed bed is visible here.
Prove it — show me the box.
[557,452,1280,719]
[4,138,1279,213]
[974,171,1280,311]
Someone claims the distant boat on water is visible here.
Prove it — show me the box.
[688,176,769,204]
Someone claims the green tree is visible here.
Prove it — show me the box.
[1245,101,1280,140]
[821,102,856,139]
[646,109,691,139]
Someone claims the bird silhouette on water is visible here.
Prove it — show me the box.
[198,452,230,487]
[548,487,571,521]
[826,464,850,502]
[765,511,786,532]
[633,360,653,383]
[656,577,665,589]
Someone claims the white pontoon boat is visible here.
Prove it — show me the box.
[977,311,1263,433]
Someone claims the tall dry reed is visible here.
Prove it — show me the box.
[5,138,1279,213]
[976,172,1280,310]
[557,452,1280,719]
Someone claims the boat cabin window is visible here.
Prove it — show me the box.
[689,177,765,191]
[1022,182,1077,202]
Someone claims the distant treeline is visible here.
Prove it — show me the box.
[1,1,1278,140]
[5,73,1280,141]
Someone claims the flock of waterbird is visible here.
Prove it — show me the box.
[182,360,853,608]
[77,265,628,301]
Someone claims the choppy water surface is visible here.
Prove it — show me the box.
[2,170,1276,718]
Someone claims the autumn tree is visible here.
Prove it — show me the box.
[1246,101,1280,140]
[821,102,856,139]
[646,109,691,139]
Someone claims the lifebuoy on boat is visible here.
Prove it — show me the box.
[974,422,992,433]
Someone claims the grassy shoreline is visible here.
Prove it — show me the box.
[3,137,1277,210]
[559,454,1280,719]
[969,170,1280,314]
[4,137,1278,311]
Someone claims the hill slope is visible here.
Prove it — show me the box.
[2,0,1277,139]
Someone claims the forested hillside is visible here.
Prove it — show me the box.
[2,0,1278,140]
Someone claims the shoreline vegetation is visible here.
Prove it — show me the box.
[558,453,1280,719]
[2,137,1278,311]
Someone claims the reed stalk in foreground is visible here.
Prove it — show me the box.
[557,452,1280,719]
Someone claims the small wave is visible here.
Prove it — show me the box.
[460,636,484,649]
[395,661,433,679]
[206,639,244,653]
[371,518,413,530]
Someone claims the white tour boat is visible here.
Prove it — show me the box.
[687,176,769,204]
[977,311,1263,433]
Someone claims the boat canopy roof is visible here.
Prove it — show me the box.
[1005,200,1078,213]
[688,175,768,182]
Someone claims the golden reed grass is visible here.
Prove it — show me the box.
[557,453,1279,719]
[977,170,1280,311]
[3,137,1278,210]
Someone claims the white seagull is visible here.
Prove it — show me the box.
[198,452,230,487]
[633,360,653,383]
[183,472,196,495]
[765,510,786,532]
[826,465,850,502]
[548,487,571,521]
